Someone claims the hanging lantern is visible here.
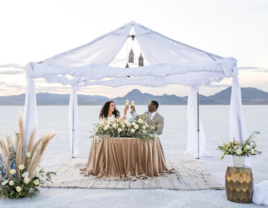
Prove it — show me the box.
[139,53,144,67]
[128,49,134,63]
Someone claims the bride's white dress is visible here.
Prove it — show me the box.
[104,114,115,122]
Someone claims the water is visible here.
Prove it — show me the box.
[0,105,267,184]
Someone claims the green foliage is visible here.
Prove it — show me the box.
[0,168,56,199]
[91,115,159,144]
[217,131,262,159]
[0,134,56,199]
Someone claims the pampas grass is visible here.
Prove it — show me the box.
[0,114,56,181]
[4,132,10,153]
[28,133,56,178]
[15,115,25,179]
[0,140,12,179]
[25,128,36,170]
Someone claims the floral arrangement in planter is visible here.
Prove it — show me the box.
[91,115,158,143]
[0,115,56,199]
[217,131,263,167]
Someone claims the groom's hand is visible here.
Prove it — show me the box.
[124,105,129,115]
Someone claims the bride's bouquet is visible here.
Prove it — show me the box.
[91,115,158,143]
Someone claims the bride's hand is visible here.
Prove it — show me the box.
[124,105,129,115]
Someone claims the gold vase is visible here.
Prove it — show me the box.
[225,166,253,203]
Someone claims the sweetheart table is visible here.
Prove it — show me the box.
[81,136,174,180]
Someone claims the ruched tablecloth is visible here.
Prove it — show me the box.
[80,136,174,181]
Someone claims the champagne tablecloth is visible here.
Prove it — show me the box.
[81,136,174,180]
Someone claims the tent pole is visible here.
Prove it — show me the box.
[196,92,200,159]
[72,97,75,158]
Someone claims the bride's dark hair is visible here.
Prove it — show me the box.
[99,101,120,119]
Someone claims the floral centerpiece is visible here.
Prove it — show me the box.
[217,131,262,167]
[0,115,56,199]
[91,115,158,143]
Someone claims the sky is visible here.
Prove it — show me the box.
[0,0,267,98]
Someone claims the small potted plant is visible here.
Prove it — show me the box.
[217,131,262,167]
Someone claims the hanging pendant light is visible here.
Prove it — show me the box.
[128,49,134,63]
[139,53,144,67]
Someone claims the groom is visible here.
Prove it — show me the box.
[124,100,164,136]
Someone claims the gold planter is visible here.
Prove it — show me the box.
[225,166,253,203]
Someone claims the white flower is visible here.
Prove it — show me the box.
[112,123,117,128]
[35,172,39,177]
[9,180,14,186]
[22,172,29,178]
[138,119,143,124]
[236,149,243,155]
[130,129,135,133]
[121,124,125,129]
[10,169,16,175]
[132,122,136,126]
[126,123,131,127]
[26,152,31,158]
[104,126,108,130]
[142,126,146,130]
[33,179,39,186]
[18,164,25,170]
[251,149,255,154]
[41,167,45,173]
[145,123,148,127]
[118,128,122,133]
[124,120,128,124]
[234,146,238,149]
[2,180,8,186]
[246,145,251,150]
[134,125,139,130]
[16,186,22,192]
[23,177,30,184]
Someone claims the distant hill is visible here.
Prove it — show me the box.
[0,93,108,105]
[0,87,268,105]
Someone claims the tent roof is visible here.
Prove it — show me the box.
[26,21,238,89]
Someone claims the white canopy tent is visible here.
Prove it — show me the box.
[23,21,246,161]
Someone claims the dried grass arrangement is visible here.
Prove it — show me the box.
[0,114,57,199]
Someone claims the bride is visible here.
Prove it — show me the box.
[99,101,120,121]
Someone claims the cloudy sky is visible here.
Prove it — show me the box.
[0,0,267,98]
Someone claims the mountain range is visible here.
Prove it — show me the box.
[1,87,268,105]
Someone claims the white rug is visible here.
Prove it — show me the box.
[44,159,224,190]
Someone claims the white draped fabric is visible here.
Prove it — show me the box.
[229,77,250,166]
[23,75,37,155]
[253,181,268,205]
[24,21,241,160]
[43,23,132,67]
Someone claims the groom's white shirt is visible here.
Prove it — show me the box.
[150,111,157,120]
